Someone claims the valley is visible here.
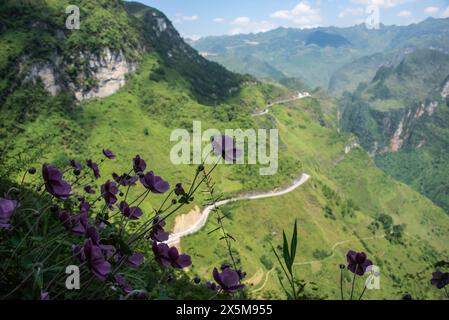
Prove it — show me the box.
[0,0,448,301]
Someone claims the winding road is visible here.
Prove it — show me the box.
[165,174,311,245]
[251,91,311,117]
[165,92,312,246]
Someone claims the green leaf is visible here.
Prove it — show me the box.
[277,273,293,300]
[290,219,298,264]
[270,242,288,277]
[282,231,292,273]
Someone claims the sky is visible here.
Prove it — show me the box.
[133,0,449,40]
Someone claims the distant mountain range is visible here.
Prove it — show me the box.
[1,0,449,300]
[192,18,449,92]
[194,18,449,215]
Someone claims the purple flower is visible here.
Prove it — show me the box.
[237,269,247,280]
[115,274,133,294]
[69,160,82,171]
[114,275,147,299]
[174,183,186,196]
[58,211,88,236]
[133,155,147,174]
[73,244,86,262]
[86,159,100,180]
[86,226,100,244]
[83,239,111,281]
[168,247,192,268]
[42,164,71,199]
[100,244,116,259]
[84,185,96,194]
[212,135,243,162]
[101,180,119,206]
[126,252,144,268]
[0,198,18,229]
[150,216,169,242]
[140,171,170,194]
[79,201,90,214]
[346,250,373,276]
[40,291,50,300]
[152,243,191,269]
[113,172,138,187]
[152,242,170,267]
[112,172,120,182]
[206,281,219,291]
[431,271,449,289]
[212,266,245,293]
[103,149,116,160]
[118,201,143,220]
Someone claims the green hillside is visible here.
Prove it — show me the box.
[341,49,449,213]
[183,95,449,299]
[1,0,449,301]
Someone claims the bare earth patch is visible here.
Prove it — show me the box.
[170,206,202,249]
[245,268,264,287]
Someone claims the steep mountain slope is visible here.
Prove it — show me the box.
[341,49,449,212]
[0,0,244,104]
[1,0,449,301]
[0,0,248,177]
[184,94,449,299]
[124,1,246,104]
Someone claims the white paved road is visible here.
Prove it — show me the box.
[251,91,311,117]
[165,174,311,245]
[165,91,311,245]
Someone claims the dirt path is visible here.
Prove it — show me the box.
[245,268,265,287]
[250,235,385,294]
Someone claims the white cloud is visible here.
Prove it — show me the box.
[184,35,201,41]
[229,17,276,35]
[443,6,449,18]
[270,1,322,28]
[229,18,276,35]
[174,15,199,23]
[183,15,199,21]
[351,0,411,8]
[213,18,225,23]
[424,6,439,15]
[339,7,364,18]
[231,16,251,26]
[397,10,412,17]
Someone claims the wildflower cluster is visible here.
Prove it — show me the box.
[0,136,247,300]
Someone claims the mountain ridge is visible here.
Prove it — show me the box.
[1,0,449,300]
[193,17,449,91]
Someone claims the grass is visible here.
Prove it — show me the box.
[2,48,449,300]
[182,98,449,300]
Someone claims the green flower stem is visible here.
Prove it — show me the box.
[340,268,345,300]
[350,265,358,300]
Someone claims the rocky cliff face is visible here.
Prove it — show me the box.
[386,101,438,153]
[341,49,449,157]
[72,48,137,101]
[23,48,138,101]
[341,95,443,157]
[12,1,242,105]
[442,78,449,98]
[24,62,61,96]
